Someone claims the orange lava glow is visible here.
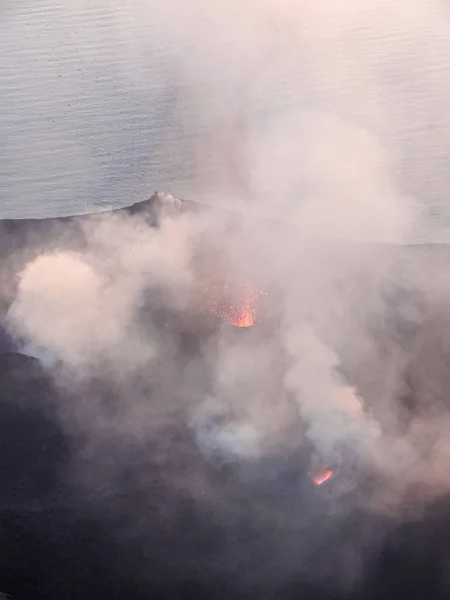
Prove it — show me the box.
[314,469,333,486]
[229,295,255,328]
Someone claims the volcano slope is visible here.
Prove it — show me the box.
[1,194,450,599]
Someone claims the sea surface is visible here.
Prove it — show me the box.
[2,1,450,241]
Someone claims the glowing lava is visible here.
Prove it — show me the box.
[313,469,333,486]
[230,295,255,328]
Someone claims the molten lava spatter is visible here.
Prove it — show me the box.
[314,469,333,486]
[230,295,255,328]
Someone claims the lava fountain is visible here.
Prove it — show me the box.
[230,294,256,328]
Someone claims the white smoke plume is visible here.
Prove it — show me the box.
[7,0,448,507]
[6,0,450,595]
[8,211,195,372]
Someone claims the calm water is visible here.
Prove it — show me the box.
[2,1,450,241]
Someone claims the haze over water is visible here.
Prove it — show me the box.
[2,0,450,241]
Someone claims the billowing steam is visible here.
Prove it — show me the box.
[4,0,441,501]
[283,323,381,466]
[8,212,195,371]
[5,0,450,596]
